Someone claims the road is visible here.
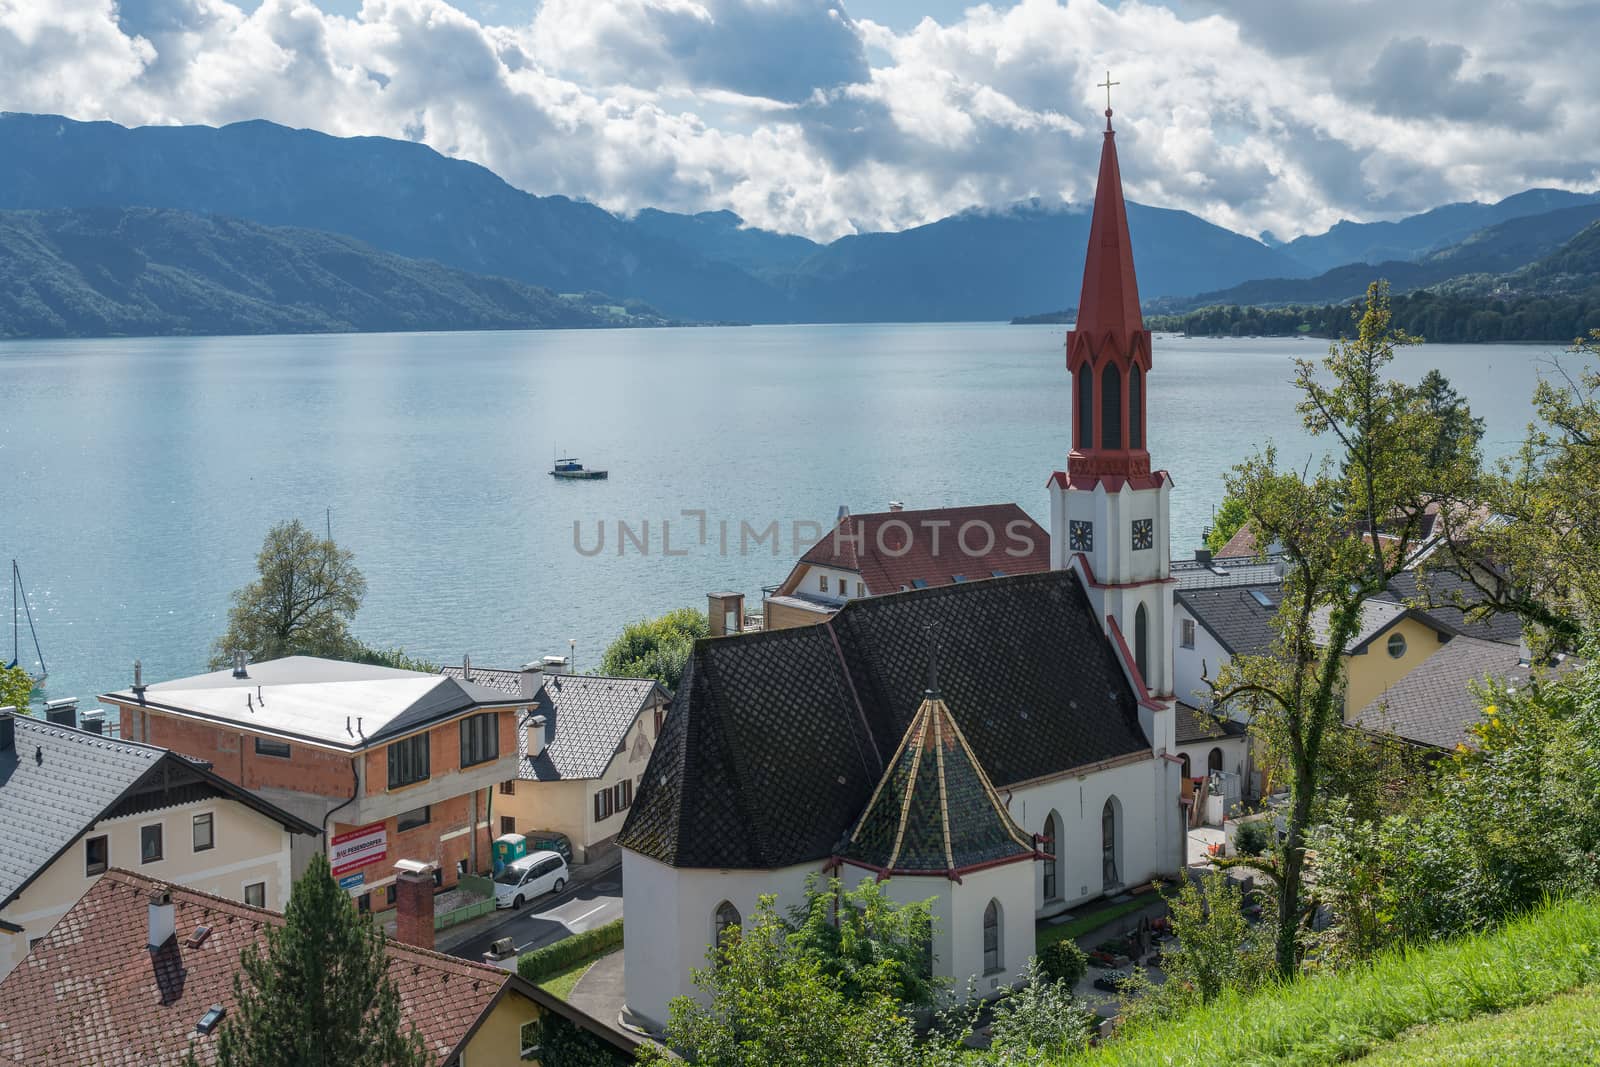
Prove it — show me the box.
[449,865,624,968]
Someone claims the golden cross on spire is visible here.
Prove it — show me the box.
[1098,70,1120,113]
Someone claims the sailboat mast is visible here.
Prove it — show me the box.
[11,561,17,668]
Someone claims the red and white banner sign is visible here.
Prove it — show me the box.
[330,821,388,877]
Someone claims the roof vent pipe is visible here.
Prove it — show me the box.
[463,653,471,682]
[132,659,147,706]
[888,501,904,512]
[232,651,248,680]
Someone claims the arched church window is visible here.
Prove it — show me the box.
[1100,364,1122,449]
[1042,812,1060,902]
[1129,364,1143,449]
[1179,752,1192,779]
[1208,747,1224,774]
[1101,797,1120,890]
[1134,603,1149,685]
[1076,364,1093,448]
[982,899,1002,973]
[714,901,741,950]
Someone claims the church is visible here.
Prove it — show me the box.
[617,102,1186,1028]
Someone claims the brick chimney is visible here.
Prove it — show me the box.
[392,860,435,951]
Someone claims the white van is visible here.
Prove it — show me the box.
[494,850,570,910]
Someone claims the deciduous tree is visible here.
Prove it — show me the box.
[0,663,33,711]
[596,607,706,690]
[210,519,366,668]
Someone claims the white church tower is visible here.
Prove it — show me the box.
[1048,98,1176,752]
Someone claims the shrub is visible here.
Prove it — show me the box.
[517,919,624,984]
[1234,819,1273,857]
[1039,939,1088,987]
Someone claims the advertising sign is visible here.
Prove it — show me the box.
[330,821,387,877]
[337,871,366,892]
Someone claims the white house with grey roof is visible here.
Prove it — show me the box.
[493,674,670,863]
[0,708,319,981]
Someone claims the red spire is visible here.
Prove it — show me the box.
[1064,106,1154,482]
[1071,110,1144,354]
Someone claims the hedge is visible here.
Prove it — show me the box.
[518,918,625,984]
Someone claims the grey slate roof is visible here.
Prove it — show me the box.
[618,568,1151,870]
[1349,637,1573,749]
[1174,701,1249,744]
[0,715,318,911]
[1172,555,1287,590]
[1175,584,1281,658]
[519,676,665,782]
[1377,569,1524,646]
[440,665,528,697]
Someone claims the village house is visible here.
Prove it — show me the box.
[101,656,526,912]
[0,868,640,1066]
[618,103,1189,1027]
[759,503,1052,630]
[438,663,670,864]
[0,708,318,981]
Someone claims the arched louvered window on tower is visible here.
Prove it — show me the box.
[1100,365,1122,450]
[1134,603,1149,686]
[1076,364,1093,448]
[714,901,741,951]
[1129,364,1143,449]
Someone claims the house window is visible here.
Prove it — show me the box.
[1180,618,1196,649]
[819,574,829,593]
[397,806,431,832]
[460,713,499,768]
[387,734,430,789]
[982,899,1002,973]
[140,824,163,864]
[1387,633,1407,659]
[499,780,516,797]
[85,835,108,876]
[714,900,741,949]
[501,816,516,836]
[254,737,291,758]
[1042,812,1060,902]
[243,882,266,908]
[520,1019,544,1060]
[1209,747,1225,774]
[856,582,864,597]
[193,812,215,853]
[654,705,664,737]
[593,780,634,822]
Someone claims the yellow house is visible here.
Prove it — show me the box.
[0,709,320,981]
[0,867,643,1066]
[1319,601,1455,716]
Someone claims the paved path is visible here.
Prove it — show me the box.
[567,948,627,1029]
[447,865,624,966]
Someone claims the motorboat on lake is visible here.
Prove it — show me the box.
[550,457,608,480]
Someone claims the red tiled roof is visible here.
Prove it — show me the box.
[1048,470,1169,493]
[0,870,506,1066]
[1215,524,1260,559]
[795,504,1051,594]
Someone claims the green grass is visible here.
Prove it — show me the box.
[538,945,621,1001]
[1352,985,1600,1065]
[1067,895,1600,1066]
[1035,897,1156,952]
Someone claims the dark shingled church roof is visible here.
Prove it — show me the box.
[618,569,1150,870]
[838,696,1035,878]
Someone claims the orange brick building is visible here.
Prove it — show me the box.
[104,656,524,912]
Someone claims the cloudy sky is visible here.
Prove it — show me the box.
[3,0,1596,242]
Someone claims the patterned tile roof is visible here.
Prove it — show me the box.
[1173,700,1249,744]
[0,716,317,912]
[1376,568,1524,646]
[619,569,1150,870]
[838,696,1035,877]
[1349,638,1575,750]
[0,870,509,1066]
[1175,584,1281,658]
[1171,555,1287,590]
[519,675,665,782]
[795,503,1051,595]
[440,664,530,697]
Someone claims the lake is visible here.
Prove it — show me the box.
[0,324,1583,710]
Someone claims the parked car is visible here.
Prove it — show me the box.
[493,850,570,910]
[520,829,574,865]
[1093,969,1131,993]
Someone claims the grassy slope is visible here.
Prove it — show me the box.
[1353,985,1600,1066]
[537,946,621,1001]
[1067,896,1600,1066]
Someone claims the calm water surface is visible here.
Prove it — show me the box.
[0,324,1583,709]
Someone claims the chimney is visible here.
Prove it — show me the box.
[707,592,745,637]
[1195,548,1213,567]
[836,504,850,523]
[523,714,548,759]
[517,662,545,700]
[0,708,14,753]
[232,651,248,680]
[541,655,568,676]
[132,659,147,706]
[392,860,436,951]
[887,501,904,513]
[81,710,105,735]
[148,888,176,950]
[44,698,79,729]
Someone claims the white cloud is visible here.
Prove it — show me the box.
[0,0,1594,242]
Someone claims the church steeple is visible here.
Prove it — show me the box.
[1065,100,1153,481]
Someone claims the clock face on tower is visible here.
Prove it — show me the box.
[1132,518,1154,551]
[1069,520,1094,552]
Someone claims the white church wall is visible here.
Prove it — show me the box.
[951,863,1034,995]
[622,850,823,1029]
